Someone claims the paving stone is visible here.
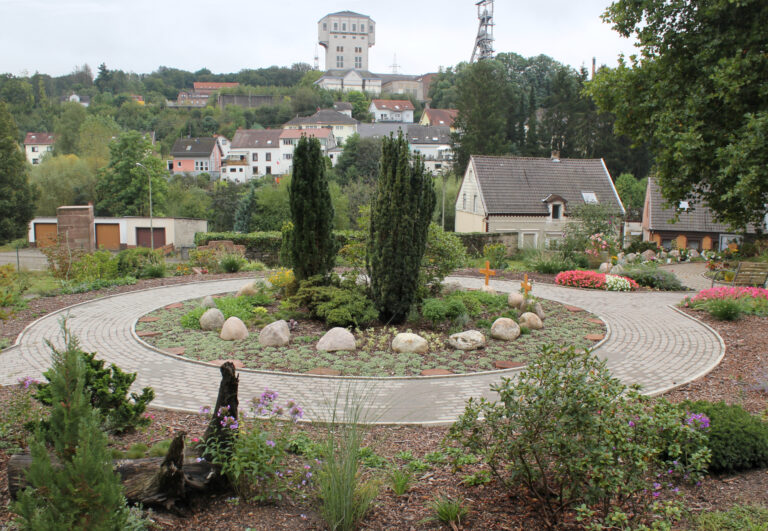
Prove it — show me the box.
[421,369,453,376]
[164,347,185,355]
[138,316,160,323]
[164,303,184,310]
[306,368,341,376]
[136,331,161,338]
[210,359,245,369]
[587,318,604,325]
[494,360,525,370]
[585,333,606,341]
[564,305,585,312]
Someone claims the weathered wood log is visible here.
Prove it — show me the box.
[203,361,239,446]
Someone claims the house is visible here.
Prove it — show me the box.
[169,137,224,178]
[455,155,624,249]
[369,99,414,123]
[333,101,353,117]
[314,69,382,94]
[24,132,55,164]
[642,177,759,251]
[282,108,358,145]
[170,82,240,108]
[60,93,90,107]
[356,123,406,139]
[406,125,452,174]
[224,129,284,182]
[419,108,459,132]
[279,128,337,173]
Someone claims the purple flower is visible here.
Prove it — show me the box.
[686,412,710,430]
[653,492,660,498]
[196,457,205,463]
[266,439,276,447]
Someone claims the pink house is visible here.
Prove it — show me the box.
[169,137,224,177]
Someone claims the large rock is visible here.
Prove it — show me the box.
[447,330,486,351]
[610,264,624,275]
[201,295,217,309]
[236,281,263,297]
[508,292,525,309]
[199,308,225,331]
[625,252,638,263]
[533,302,546,321]
[490,318,520,341]
[392,333,429,354]
[640,249,657,262]
[441,281,463,294]
[317,327,356,352]
[689,249,700,258]
[259,319,291,347]
[220,317,249,340]
[519,312,543,330]
[668,249,681,259]
[598,262,612,274]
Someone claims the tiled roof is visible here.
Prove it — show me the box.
[333,101,353,111]
[280,128,332,139]
[318,69,381,80]
[170,137,218,157]
[193,82,239,91]
[24,132,55,145]
[406,125,451,145]
[423,108,458,127]
[645,177,744,233]
[283,109,358,127]
[471,156,624,215]
[357,123,406,139]
[230,129,282,149]
[371,99,415,112]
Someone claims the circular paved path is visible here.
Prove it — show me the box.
[0,273,723,424]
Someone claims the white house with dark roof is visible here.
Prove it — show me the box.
[224,129,283,182]
[406,125,452,173]
[283,109,358,145]
[369,99,414,123]
[456,155,624,248]
[24,132,55,164]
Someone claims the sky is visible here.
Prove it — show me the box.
[0,0,639,78]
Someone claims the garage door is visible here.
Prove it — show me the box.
[95,224,121,250]
[34,223,58,248]
[136,227,166,249]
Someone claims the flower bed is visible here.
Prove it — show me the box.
[684,286,768,318]
[555,270,639,291]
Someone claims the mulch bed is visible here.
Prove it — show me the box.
[1,273,767,529]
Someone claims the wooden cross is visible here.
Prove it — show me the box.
[479,260,496,286]
[521,274,533,296]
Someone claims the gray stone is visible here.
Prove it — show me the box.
[441,281,463,294]
[199,308,225,331]
[447,330,486,351]
[610,264,624,275]
[392,333,429,354]
[533,302,546,321]
[598,262,612,274]
[519,312,543,330]
[220,317,249,340]
[490,318,520,341]
[317,327,356,352]
[259,319,291,347]
[508,292,525,309]
[201,295,216,309]
[625,252,638,263]
[640,249,656,262]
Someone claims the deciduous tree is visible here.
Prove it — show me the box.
[0,102,37,244]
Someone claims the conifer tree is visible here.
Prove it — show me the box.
[13,327,129,530]
[288,136,336,281]
[368,133,436,323]
[0,101,37,244]
[233,180,258,233]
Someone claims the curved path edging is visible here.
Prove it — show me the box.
[0,276,724,424]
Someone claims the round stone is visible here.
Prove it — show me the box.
[519,312,543,330]
[392,333,429,353]
[490,318,521,341]
[220,317,249,341]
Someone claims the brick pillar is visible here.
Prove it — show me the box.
[56,205,94,251]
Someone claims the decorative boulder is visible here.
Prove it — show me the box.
[490,318,520,341]
[259,319,291,347]
[236,281,262,297]
[392,333,429,354]
[640,249,656,262]
[668,249,681,259]
[625,252,638,263]
[199,308,225,331]
[610,264,624,275]
[481,284,496,294]
[598,262,612,274]
[519,312,543,330]
[220,317,249,341]
[201,295,217,309]
[441,281,463,294]
[533,302,546,321]
[447,330,486,351]
[508,292,525,309]
[317,327,356,352]
[689,249,700,258]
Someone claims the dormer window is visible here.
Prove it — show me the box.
[679,201,690,210]
[552,204,562,219]
[581,191,598,204]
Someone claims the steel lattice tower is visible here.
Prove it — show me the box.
[470,0,495,63]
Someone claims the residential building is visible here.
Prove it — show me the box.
[24,132,55,164]
[314,69,382,94]
[279,128,337,174]
[455,155,624,249]
[419,108,459,131]
[369,99,415,123]
[333,101,353,117]
[642,178,760,251]
[283,108,359,145]
[406,125,452,174]
[357,123,406,139]
[170,81,240,108]
[169,137,224,178]
[224,129,284,182]
[318,11,375,71]
[193,82,240,95]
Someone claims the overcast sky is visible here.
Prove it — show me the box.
[1,0,638,78]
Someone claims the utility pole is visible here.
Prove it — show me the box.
[135,162,154,250]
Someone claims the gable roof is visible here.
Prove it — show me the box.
[469,155,624,216]
[24,132,55,145]
[193,82,239,92]
[230,129,282,149]
[283,109,358,127]
[357,123,407,139]
[333,101,353,112]
[406,125,451,145]
[422,108,458,127]
[371,99,415,112]
[280,128,333,140]
[645,177,745,233]
[170,137,218,157]
[317,69,380,81]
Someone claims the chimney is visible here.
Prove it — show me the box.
[592,57,596,79]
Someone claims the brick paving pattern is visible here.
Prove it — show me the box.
[0,274,723,424]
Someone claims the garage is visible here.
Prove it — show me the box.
[136,227,166,249]
[34,223,58,248]
[95,223,121,250]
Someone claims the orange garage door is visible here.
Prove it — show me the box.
[34,223,58,248]
[95,223,121,250]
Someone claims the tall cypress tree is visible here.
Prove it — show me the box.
[288,135,336,281]
[368,133,436,324]
[0,101,37,244]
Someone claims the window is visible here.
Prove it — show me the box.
[31,146,38,152]
[252,153,258,161]
[32,158,39,164]
[265,153,271,161]
[355,57,362,69]
[336,56,344,68]
[266,166,272,174]
[361,24,365,32]
[473,195,478,212]
[333,22,338,30]
[336,45,344,52]
[354,46,362,53]
[177,161,181,167]
[352,23,356,31]
[342,23,346,31]
[679,200,690,210]
[252,166,258,174]
[194,160,209,171]
[462,193,466,209]
[323,23,327,30]
[581,191,598,204]
[283,139,293,146]
[551,204,562,219]
[284,153,292,160]
[238,168,243,172]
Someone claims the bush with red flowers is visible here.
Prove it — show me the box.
[555,270,639,291]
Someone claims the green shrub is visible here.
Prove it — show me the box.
[530,256,579,275]
[215,296,259,323]
[420,223,468,296]
[59,275,137,295]
[289,276,377,328]
[448,345,709,528]
[622,266,686,290]
[35,332,155,434]
[388,468,412,496]
[483,242,508,269]
[116,247,163,278]
[139,262,166,279]
[181,307,206,329]
[627,240,660,254]
[427,494,470,528]
[422,299,448,326]
[683,401,768,474]
[70,249,119,283]
[706,298,745,321]
[188,248,220,271]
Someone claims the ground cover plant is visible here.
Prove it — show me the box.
[136,284,606,376]
[684,287,768,321]
[555,269,640,291]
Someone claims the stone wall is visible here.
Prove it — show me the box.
[56,205,94,250]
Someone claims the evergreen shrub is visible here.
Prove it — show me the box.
[289,275,377,328]
[622,266,686,290]
[116,247,164,278]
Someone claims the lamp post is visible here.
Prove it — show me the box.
[135,162,154,250]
